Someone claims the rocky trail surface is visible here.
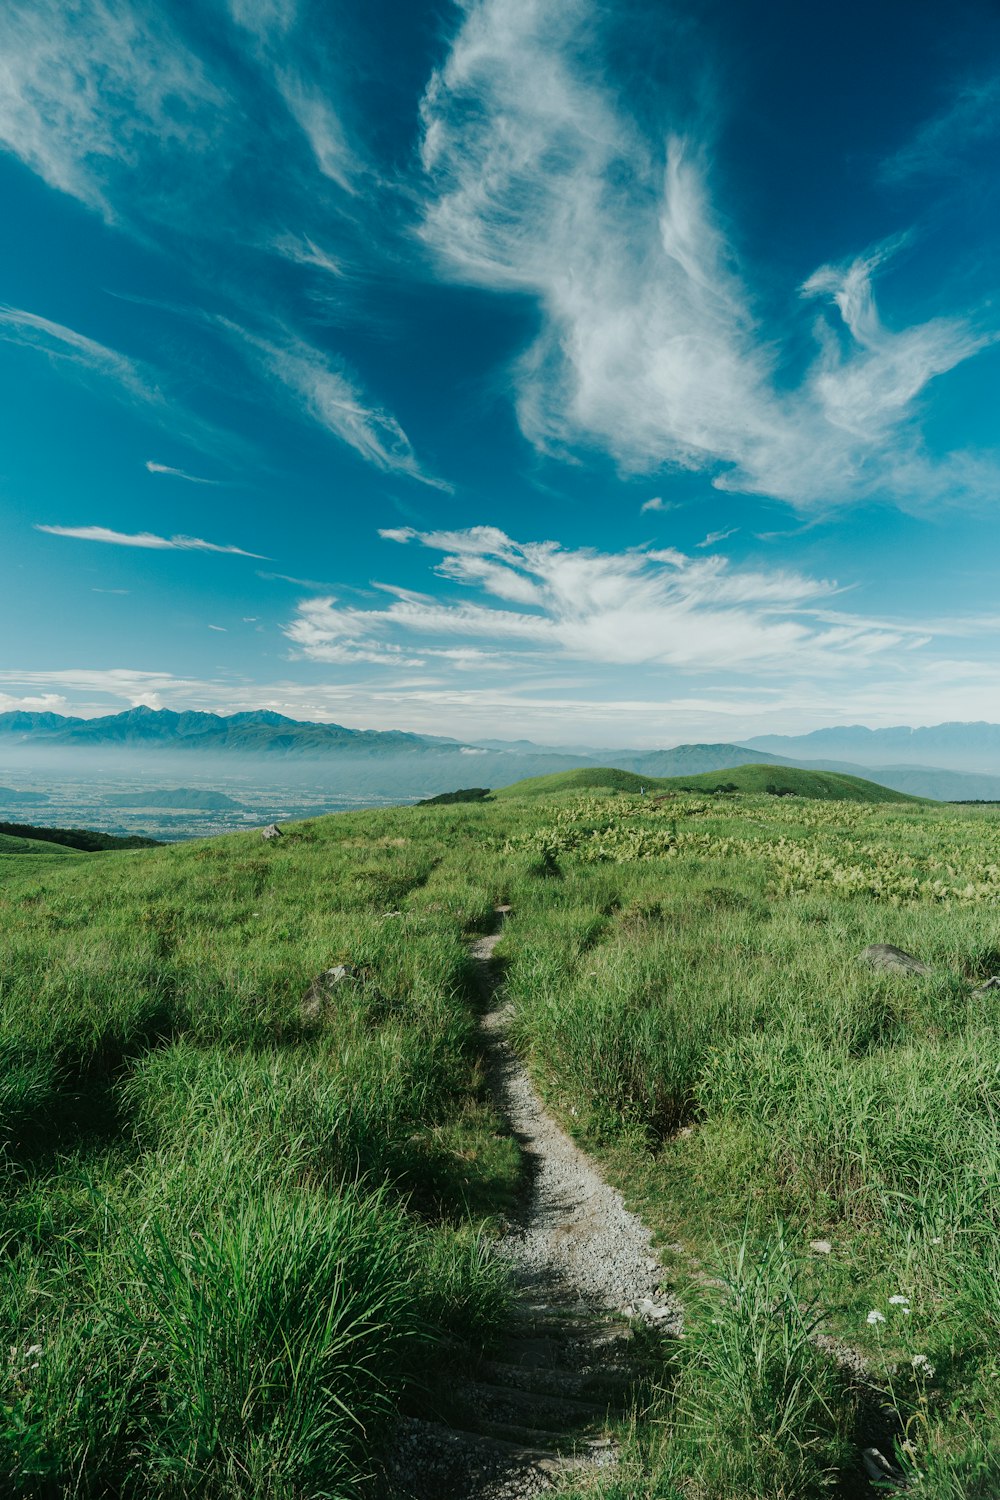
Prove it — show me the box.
[386,908,680,1499]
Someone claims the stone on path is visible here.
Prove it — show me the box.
[860,943,930,976]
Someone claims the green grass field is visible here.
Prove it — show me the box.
[493,760,920,803]
[2,781,998,1496]
[0,830,85,860]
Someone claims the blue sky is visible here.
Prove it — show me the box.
[1,0,999,746]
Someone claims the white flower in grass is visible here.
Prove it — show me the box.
[930,1236,943,1245]
[888,1295,909,1306]
[867,1309,886,1325]
[911,1354,935,1378]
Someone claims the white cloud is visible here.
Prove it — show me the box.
[641,496,676,513]
[273,71,358,194]
[0,670,207,712]
[418,0,995,509]
[146,461,222,484]
[271,234,345,277]
[0,0,221,219]
[697,527,739,548]
[0,306,242,461]
[0,304,156,403]
[0,692,69,713]
[220,318,446,486]
[36,524,266,559]
[285,524,908,677]
[227,0,299,42]
[881,76,1000,183]
[0,7,442,495]
[800,247,988,441]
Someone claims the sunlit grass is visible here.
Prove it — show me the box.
[3,789,1000,1493]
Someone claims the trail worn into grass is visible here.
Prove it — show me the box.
[387,909,680,1499]
[477,911,679,1324]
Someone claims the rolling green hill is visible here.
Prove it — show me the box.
[494,766,654,796]
[0,821,161,852]
[495,761,924,803]
[654,761,924,803]
[0,829,84,858]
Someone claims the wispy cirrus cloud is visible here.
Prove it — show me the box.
[0,0,222,220]
[0,304,253,464]
[0,669,208,712]
[418,0,995,510]
[0,1,432,487]
[0,304,157,402]
[283,524,912,676]
[220,317,447,487]
[145,461,223,484]
[799,245,988,442]
[881,75,1000,183]
[227,0,300,42]
[273,71,360,195]
[36,524,267,559]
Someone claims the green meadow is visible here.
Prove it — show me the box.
[2,775,999,1496]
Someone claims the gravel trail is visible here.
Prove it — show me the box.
[384,909,680,1500]
[472,914,680,1329]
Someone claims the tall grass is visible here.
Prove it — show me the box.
[660,1228,854,1498]
[2,1182,507,1498]
[5,788,1000,1492]
[0,811,517,1496]
[491,791,1000,1491]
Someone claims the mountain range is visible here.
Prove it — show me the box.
[0,707,442,756]
[747,723,1000,774]
[4,708,1000,802]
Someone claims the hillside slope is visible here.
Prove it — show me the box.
[1,788,997,1491]
[495,762,923,803]
[657,762,924,803]
[0,822,161,852]
[0,829,84,858]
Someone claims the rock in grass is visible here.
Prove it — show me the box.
[261,823,282,841]
[861,944,930,976]
[809,1239,832,1255]
[301,964,357,1022]
[862,1447,907,1487]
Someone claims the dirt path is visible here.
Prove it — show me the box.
[474,915,680,1327]
[386,910,680,1499]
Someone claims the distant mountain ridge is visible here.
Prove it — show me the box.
[0,707,451,756]
[6,709,1000,802]
[747,722,1000,774]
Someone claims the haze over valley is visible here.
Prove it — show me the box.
[7,708,1000,839]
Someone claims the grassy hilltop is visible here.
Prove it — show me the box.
[1,782,999,1495]
[494,760,922,803]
